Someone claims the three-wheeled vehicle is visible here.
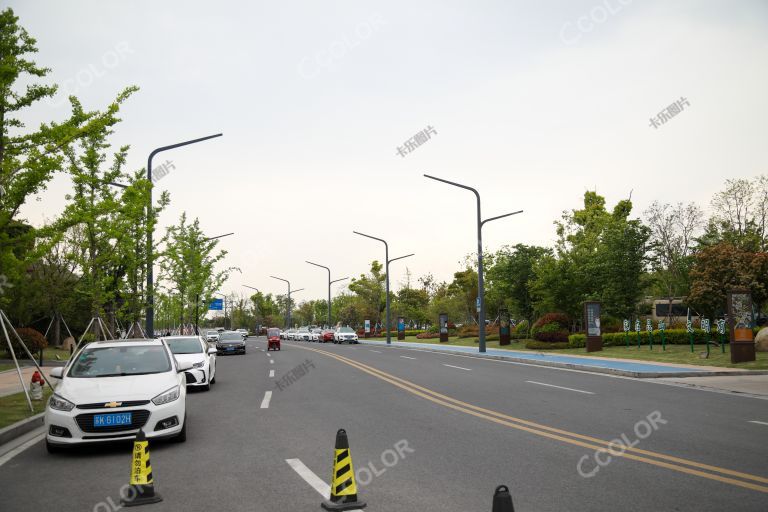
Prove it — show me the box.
[267,327,281,351]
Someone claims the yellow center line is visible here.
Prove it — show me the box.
[297,345,768,494]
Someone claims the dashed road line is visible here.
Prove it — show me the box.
[525,380,594,395]
[260,391,273,409]
[400,356,416,360]
[269,369,275,378]
[270,359,274,364]
[370,350,382,353]
[748,420,768,426]
[443,363,472,371]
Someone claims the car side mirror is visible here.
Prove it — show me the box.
[177,361,193,372]
[207,348,217,355]
[50,367,64,379]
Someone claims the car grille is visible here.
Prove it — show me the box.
[77,400,151,410]
[185,373,197,384]
[75,410,151,433]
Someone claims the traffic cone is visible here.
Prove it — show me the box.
[120,429,163,507]
[491,485,515,512]
[321,429,367,511]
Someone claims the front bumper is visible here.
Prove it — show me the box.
[184,368,209,386]
[45,398,186,446]
[217,344,246,354]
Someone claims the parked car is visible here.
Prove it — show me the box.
[296,326,311,341]
[334,326,359,344]
[216,331,246,354]
[310,328,323,342]
[285,329,297,340]
[45,338,188,452]
[320,329,335,343]
[205,330,219,343]
[236,328,248,339]
[163,335,217,391]
[267,328,281,351]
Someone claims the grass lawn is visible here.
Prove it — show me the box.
[366,336,768,370]
[2,346,72,363]
[0,387,53,430]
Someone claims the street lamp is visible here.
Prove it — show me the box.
[306,261,348,328]
[193,232,235,335]
[270,276,303,329]
[353,231,414,344]
[424,174,522,353]
[146,133,223,337]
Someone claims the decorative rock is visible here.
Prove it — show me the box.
[755,327,768,352]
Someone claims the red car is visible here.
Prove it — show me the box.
[320,329,335,343]
[267,327,281,351]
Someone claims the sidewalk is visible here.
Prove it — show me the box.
[360,340,768,379]
[0,366,57,398]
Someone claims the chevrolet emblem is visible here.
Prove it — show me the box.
[104,401,122,408]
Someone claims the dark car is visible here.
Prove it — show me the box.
[216,331,246,354]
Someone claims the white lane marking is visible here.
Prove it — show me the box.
[285,459,365,511]
[370,350,382,353]
[260,391,272,409]
[443,363,472,371]
[269,370,275,378]
[400,356,416,360]
[748,420,768,426]
[526,380,595,395]
[286,458,330,499]
[267,353,271,357]
[270,359,274,364]
[0,432,45,468]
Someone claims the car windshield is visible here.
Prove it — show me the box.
[219,332,243,341]
[166,337,203,354]
[68,345,171,378]
[298,327,309,332]
[206,331,217,335]
[267,328,280,337]
[339,327,355,333]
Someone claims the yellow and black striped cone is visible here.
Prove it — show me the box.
[121,429,163,507]
[491,485,515,512]
[321,429,366,511]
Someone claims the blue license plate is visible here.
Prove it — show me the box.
[227,347,234,351]
[93,412,132,428]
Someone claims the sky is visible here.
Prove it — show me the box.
[11,0,768,306]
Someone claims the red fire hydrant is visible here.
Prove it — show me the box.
[30,371,44,400]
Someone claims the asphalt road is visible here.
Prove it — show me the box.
[1,337,767,511]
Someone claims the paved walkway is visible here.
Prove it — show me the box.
[0,366,56,398]
[361,340,764,378]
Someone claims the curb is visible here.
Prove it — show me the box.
[359,341,768,379]
[0,413,45,447]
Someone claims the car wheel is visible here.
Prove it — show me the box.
[174,414,187,443]
[46,440,63,454]
[211,374,216,384]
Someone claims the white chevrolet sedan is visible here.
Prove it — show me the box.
[45,338,189,453]
[163,335,217,391]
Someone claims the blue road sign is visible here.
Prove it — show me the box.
[209,298,223,311]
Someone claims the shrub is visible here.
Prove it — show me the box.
[7,327,48,357]
[526,340,569,350]
[531,313,570,342]
[514,320,529,335]
[568,329,728,348]
[416,332,441,339]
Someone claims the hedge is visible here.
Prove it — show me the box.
[567,329,733,349]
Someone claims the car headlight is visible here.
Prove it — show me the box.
[192,361,205,369]
[152,386,180,406]
[48,394,75,412]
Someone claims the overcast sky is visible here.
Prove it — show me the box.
[12,0,768,304]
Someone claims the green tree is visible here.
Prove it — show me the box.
[486,244,551,325]
[348,261,386,325]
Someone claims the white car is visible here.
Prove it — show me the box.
[236,328,248,339]
[164,335,217,391]
[205,330,219,343]
[334,326,359,344]
[310,328,322,342]
[296,327,311,341]
[45,338,189,453]
[285,329,297,340]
